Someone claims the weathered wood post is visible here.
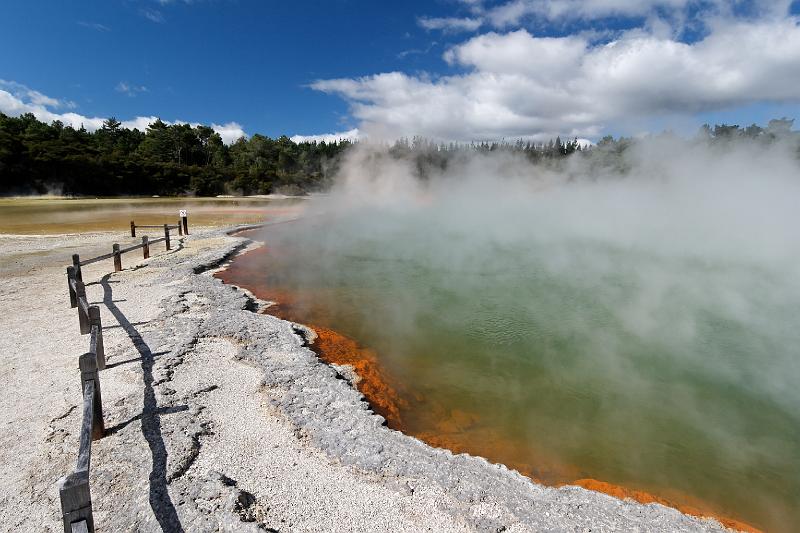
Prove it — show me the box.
[177,219,183,236]
[58,470,94,533]
[59,353,102,533]
[71,519,91,533]
[142,236,150,259]
[112,244,122,272]
[79,352,104,440]
[164,224,171,250]
[67,266,78,308]
[74,280,90,335]
[72,254,83,283]
[130,221,136,238]
[181,210,189,235]
[88,306,105,370]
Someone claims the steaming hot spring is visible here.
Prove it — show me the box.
[219,143,800,533]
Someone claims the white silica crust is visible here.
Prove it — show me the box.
[0,227,733,532]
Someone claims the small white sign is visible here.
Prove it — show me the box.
[179,210,187,217]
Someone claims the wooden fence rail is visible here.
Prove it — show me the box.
[58,337,104,532]
[58,217,186,532]
[131,215,188,238]
[69,224,175,277]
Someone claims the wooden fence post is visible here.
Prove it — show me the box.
[74,280,90,335]
[163,224,171,250]
[181,215,189,235]
[58,470,94,533]
[130,221,136,238]
[72,255,83,283]
[79,352,104,440]
[142,236,150,259]
[177,219,183,236]
[67,266,78,308]
[71,519,91,533]
[88,306,105,370]
[112,244,122,272]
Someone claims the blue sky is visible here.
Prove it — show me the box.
[1,1,799,142]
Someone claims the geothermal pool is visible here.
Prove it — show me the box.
[221,207,799,533]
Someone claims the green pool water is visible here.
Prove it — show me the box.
[243,201,799,532]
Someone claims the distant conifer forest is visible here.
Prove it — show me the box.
[0,112,796,196]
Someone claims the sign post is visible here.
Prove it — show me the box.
[179,210,189,235]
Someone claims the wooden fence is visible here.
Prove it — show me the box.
[66,223,179,276]
[131,215,188,238]
[58,220,185,533]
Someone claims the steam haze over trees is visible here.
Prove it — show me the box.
[1,111,797,196]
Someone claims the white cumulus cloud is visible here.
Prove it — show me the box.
[0,79,76,110]
[210,122,247,144]
[0,81,247,144]
[290,128,360,144]
[310,17,800,141]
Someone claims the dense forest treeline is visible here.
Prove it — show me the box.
[0,113,352,196]
[0,112,797,196]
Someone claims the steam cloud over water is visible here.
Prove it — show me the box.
[257,135,800,531]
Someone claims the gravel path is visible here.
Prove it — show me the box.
[0,228,732,532]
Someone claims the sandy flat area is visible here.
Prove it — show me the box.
[0,228,732,532]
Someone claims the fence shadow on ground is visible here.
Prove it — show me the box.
[100,273,185,533]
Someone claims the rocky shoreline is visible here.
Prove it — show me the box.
[0,226,732,531]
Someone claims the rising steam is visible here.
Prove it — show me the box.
[258,130,800,531]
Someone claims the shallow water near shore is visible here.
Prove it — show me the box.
[220,212,800,533]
